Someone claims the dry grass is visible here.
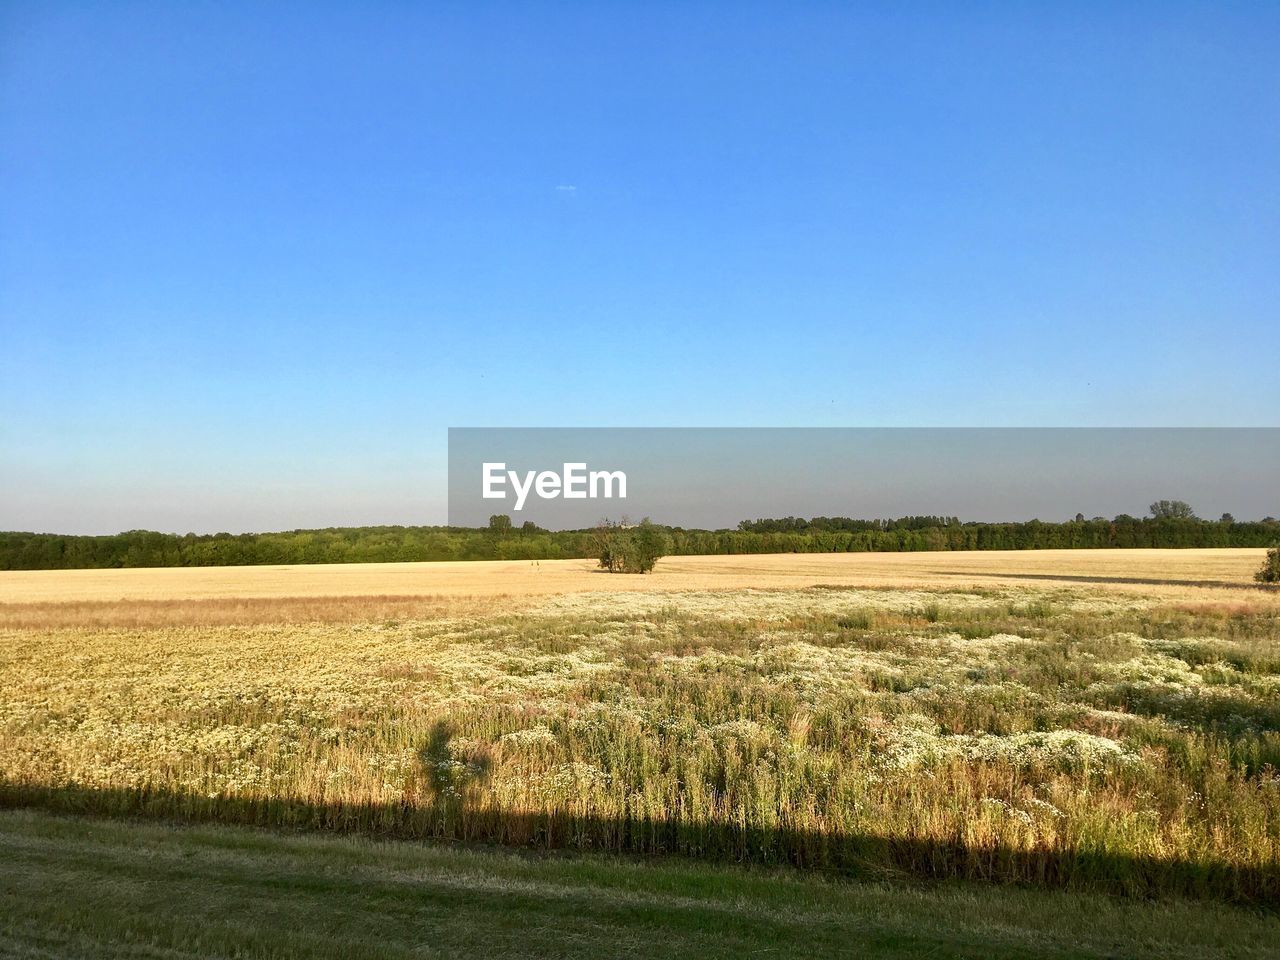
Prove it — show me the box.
[0,594,527,629]
[0,549,1274,629]
[3,565,1279,899]
[1,548,1271,603]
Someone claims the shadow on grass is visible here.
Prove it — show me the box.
[3,721,1276,905]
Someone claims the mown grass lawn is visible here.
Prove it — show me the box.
[2,808,1277,960]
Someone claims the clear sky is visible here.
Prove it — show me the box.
[2,2,1277,533]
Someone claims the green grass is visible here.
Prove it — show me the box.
[1,808,1277,960]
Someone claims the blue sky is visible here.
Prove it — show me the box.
[2,2,1277,532]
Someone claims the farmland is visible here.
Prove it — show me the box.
[0,546,1268,606]
[2,549,1279,956]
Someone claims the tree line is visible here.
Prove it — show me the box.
[1,509,1277,570]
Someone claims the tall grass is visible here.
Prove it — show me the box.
[2,586,1278,900]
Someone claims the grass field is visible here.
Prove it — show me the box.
[1,548,1270,605]
[3,808,1278,960]
[1,549,1278,955]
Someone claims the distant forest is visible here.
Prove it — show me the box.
[2,513,1278,570]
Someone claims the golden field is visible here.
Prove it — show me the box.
[1,548,1269,602]
[0,548,1272,628]
[2,548,1278,900]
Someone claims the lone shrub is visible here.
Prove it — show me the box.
[1257,546,1280,584]
[629,520,671,574]
[595,518,670,574]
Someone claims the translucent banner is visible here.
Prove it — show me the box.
[447,428,1278,530]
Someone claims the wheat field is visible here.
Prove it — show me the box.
[2,549,1278,903]
[1,548,1269,603]
[0,548,1272,629]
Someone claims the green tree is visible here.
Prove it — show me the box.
[1257,546,1280,584]
[1150,500,1196,520]
[593,518,669,574]
[592,519,626,573]
[629,519,671,574]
